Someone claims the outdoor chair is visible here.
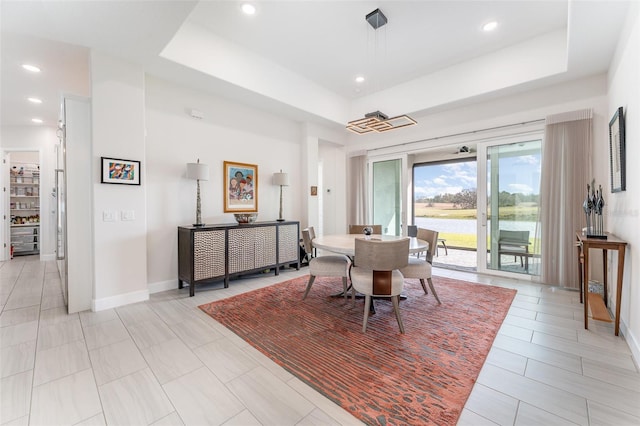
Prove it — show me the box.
[497,230,530,272]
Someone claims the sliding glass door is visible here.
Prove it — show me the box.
[477,138,542,276]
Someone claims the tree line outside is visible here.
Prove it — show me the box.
[416,188,539,211]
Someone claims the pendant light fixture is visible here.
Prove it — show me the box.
[346,9,417,135]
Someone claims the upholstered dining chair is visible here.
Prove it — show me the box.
[348,224,382,235]
[351,237,409,333]
[301,228,351,300]
[400,227,441,304]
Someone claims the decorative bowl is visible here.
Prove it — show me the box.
[234,213,258,224]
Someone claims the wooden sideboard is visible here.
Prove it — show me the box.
[178,221,300,296]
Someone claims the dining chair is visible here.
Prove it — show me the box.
[351,237,409,333]
[400,227,441,304]
[348,224,382,235]
[308,226,317,258]
[301,228,351,300]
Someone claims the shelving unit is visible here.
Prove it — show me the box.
[9,162,40,256]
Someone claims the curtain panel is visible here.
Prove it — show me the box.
[539,109,592,288]
[348,155,368,227]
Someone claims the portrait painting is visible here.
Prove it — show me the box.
[224,161,258,212]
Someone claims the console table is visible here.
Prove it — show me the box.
[576,232,627,335]
[178,221,300,296]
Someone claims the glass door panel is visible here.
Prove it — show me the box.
[372,158,402,235]
[482,139,542,275]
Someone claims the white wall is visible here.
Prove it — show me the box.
[318,142,347,235]
[64,97,93,313]
[606,4,640,363]
[144,76,305,291]
[91,52,148,309]
[1,126,57,261]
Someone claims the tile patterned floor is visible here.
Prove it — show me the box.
[1,256,638,425]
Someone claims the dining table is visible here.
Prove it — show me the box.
[312,234,429,257]
[312,234,429,308]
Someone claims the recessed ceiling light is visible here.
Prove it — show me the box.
[241,3,256,15]
[31,118,43,124]
[483,21,498,32]
[22,64,41,73]
[355,76,365,83]
[28,97,43,104]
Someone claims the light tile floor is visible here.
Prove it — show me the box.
[1,256,638,425]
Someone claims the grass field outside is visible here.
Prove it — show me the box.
[415,202,539,222]
[416,203,540,253]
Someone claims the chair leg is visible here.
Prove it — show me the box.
[419,278,428,294]
[362,295,371,332]
[391,295,405,333]
[342,277,348,299]
[427,277,441,305]
[302,275,316,299]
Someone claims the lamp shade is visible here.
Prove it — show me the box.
[186,162,209,181]
[273,172,289,186]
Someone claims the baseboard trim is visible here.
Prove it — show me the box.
[40,253,56,261]
[92,289,149,312]
[621,320,640,369]
[148,279,179,294]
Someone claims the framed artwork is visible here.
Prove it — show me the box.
[609,107,626,192]
[223,161,258,212]
[101,157,141,185]
[310,186,317,196]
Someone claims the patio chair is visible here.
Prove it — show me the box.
[497,230,530,272]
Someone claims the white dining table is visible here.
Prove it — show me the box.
[312,234,428,257]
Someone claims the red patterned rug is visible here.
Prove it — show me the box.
[199,275,515,425]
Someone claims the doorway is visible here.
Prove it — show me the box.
[412,158,478,270]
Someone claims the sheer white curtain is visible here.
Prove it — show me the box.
[348,154,368,227]
[539,109,592,288]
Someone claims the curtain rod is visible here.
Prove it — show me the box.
[367,118,545,153]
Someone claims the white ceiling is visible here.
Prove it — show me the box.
[0,0,631,131]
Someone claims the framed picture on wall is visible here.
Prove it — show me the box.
[609,107,626,192]
[223,161,258,212]
[101,157,141,185]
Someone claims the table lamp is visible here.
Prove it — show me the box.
[273,170,289,222]
[186,159,209,226]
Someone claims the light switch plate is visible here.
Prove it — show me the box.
[103,210,117,222]
[121,210,135,221]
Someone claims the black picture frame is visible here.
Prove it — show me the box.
[101,157,141,185]
[609,107,626,192]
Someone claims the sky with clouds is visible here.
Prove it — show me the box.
[414,153,541,199]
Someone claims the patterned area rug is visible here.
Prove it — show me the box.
[199,275,516,425]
